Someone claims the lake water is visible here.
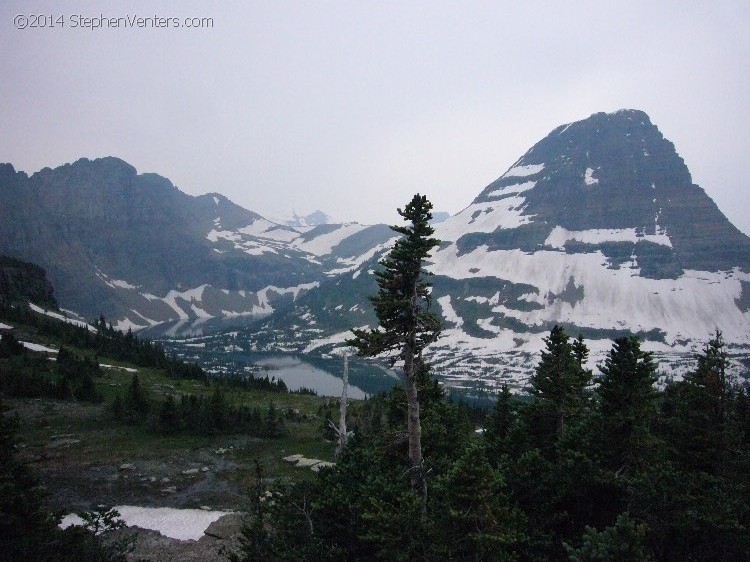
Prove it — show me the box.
[252,355,368,399]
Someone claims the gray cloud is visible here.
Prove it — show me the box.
[1,1,748,233]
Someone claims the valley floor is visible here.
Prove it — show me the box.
[7,388,337,560]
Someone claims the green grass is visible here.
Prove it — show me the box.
[3,312,357,511]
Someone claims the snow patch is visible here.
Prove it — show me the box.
[326,236,399,276]
[294,223,369,256]
[113,318,149,332]
[28,303,97,332]
[438,295,463,327]
[238,219,300,243]
[486,180,536,199]
[502,163,545,178]
[162,286,211,321]
[21,341,58,353]
[60,506,231,541]
[257,282,319,309]
[302,329,359,353]
[110,278,137,289]
[100,364,138,373]
[544,226,672,249]
[584,168,598,185]
[435,197,534,242]
[428,245,750,343]
[190,304,213,319]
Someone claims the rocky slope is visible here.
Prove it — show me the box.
[0,158,394,331]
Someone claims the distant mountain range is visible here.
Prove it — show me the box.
[0,157,395,330]
[2,109,748,389]
[282,210,335,228]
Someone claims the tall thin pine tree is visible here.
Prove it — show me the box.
[347,193,441,505]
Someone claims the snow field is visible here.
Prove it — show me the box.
[60,506,232,541]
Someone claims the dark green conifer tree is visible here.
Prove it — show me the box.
[677,330,731,473]
[347,193,442,503]
[529,325,591,440]
[114,373,149,424]
[565,513,654,562]
[485,384,524,463]
[596,336,658,475]
[428,440,527,560]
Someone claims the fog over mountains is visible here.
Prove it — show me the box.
[2,109,748,389]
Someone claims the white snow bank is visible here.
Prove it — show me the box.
[544,226,672,249]
[29,303,97,332]
[20,341,58,353]
[95,270,139,290]
[293,223,369,256]
[99,364,138,373]
[486,180,536,199]
[60,506,232,541]
[326,236,399,275]
[584,168,598,185]
[502,163,544,178]
[0,323,12,330]
[237,218,295,240]
[428,244,750,343]
[435,197,534,242]
[161,285,210,320]
[438,295,463,327]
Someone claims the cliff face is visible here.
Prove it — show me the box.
[0,255,57,309]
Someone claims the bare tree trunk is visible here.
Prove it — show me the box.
[404,339,426,510]
[334,352,349,459]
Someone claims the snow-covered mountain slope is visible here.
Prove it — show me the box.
[0,157,395,329]
[238,110,750,391]
[2,111,748,392]
[86,213,396,330]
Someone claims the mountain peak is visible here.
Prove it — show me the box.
[494,109,671,188]
[441,109,749,275]
[285,210,334,227]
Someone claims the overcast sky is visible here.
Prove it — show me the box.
[2,1,748,233]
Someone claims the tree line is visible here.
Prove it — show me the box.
[0,302,206,381]
[0,342,103,403]
[230,328,749,561]
[229,194,749,561]
[112,373,288,438]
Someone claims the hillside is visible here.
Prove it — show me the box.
[0,255,57,309]
[0,296,358,559]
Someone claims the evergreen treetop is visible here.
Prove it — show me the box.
[348,193,441,360]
